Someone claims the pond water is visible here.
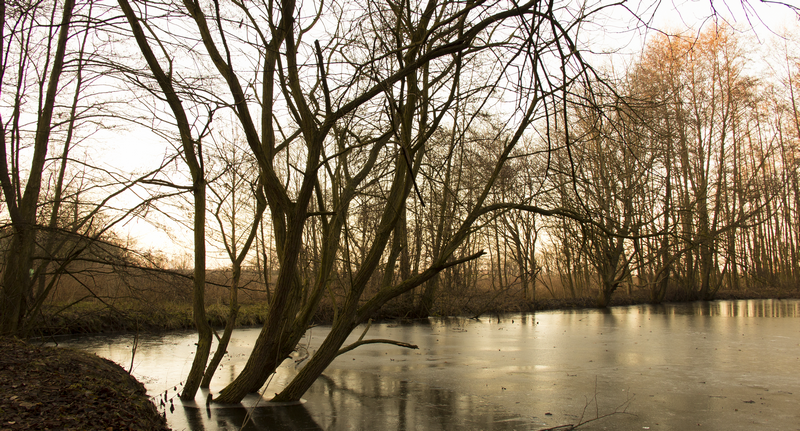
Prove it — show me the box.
[48,299,800,430]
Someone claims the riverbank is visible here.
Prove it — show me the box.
[44,299,800,431]
[32,286,800,336]
[8,294,799,430]
[460,286,800,317]
[0,337,168,430]
[35,302,269,336]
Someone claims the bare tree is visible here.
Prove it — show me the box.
[0,0,169,336]
[117,0,217,400]
[630,24,773,300]
[0,0,77,335]
[117,0,615,404]
[201,128,267,388]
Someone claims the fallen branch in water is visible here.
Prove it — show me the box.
[336,319,418,357]
[336,338,419,356]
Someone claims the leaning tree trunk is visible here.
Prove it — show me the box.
[201,264,239,388]
[213,213,310,403]
[180,181,213,400]
[272,315,359,402]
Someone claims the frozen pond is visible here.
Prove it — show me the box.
[49,299,800,430]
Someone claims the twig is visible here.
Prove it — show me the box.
[537,379,636,431]
[238,372,275,430]
[128,319,140,374]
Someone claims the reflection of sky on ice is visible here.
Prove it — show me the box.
[51,299,800,430]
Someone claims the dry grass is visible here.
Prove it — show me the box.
[29,263,800,336]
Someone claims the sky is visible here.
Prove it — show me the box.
[579,0,798,68]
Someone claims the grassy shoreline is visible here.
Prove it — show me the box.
[32,287,800,337]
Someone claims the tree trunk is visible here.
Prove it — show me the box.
[272,317,357,402]
[201,263,240,388]
[0,0,75,336]
[180,181,212,400]
[214,212,309,403]
[1,231,34,334]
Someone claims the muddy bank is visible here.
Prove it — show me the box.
[0,337,169,431]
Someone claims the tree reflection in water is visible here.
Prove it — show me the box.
[171,372,535,431]
[179,395,323,431]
